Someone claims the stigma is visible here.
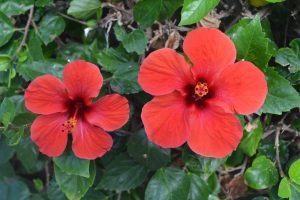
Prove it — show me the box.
[194,82,209,98]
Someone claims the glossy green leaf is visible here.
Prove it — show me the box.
[0,179,31,200]
[0,11,14,47]
[0,137,15,164]
[96,153,148,191]
[95,47,134,73]
[0,55,11,71]
[38,13,65,45]
[227,17,272,69]
[17,60,64,81]
[0,162,14,180]
[0,98,16,129]
[145,167,210,200]
[179,0,220,26]
[67,0,101,20]
[127,129,171,170]
[278,177,291,198]
[258,68,300,115]
[113,24,127,42]
[47,180,68,200]
[16,137,44,174]
[35,0,53,7]
[244,156,279,189]
[290,183,300,200]
[3,127,24,146]
[55,162,95,200]
[0,0,32,16]
[110,62,142,94]
[276,39,300,73]
[240,119,263,156]
[183,148,227,178]
[122,30,148,55]
[159,0,183,20]
[289,159,300,185]
[133,0,162,28]
[53,148,90,178]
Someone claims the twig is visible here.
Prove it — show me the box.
[58,12,88,26]
[102,2,131,15]
[15,7,34,54]
[275,127,285,177]
[45,162,50,189]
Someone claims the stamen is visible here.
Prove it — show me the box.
[61,105,80,133]
[194,82,209,98]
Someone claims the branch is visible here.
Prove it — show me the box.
[15,6,34,54]
[58,12,88,26]
[275,127,285,177]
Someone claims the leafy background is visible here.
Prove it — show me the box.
[1,0,300,199]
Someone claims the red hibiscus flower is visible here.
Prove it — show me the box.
[138,28,268,158]
[25,60,129,159]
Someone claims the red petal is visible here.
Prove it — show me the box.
[138,48,194,96]
[85,94,129,131]
[72,119,113,159]
[187,106,243,158]
[141,92,190,148]
[31,113,69,157]
[63,60,103,102]
[183,28,236,76]
[25,75,68,115]
[214,61,268,115]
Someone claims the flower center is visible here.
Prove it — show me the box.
[61,104,80,133]
[194,82,209,99]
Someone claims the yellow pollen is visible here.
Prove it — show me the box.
[61,117,77,133]
[194,82,209,97]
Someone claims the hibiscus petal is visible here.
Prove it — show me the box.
[138,48,194,96]
[141,92,190,148]
[31,113,69,157]
[63,60,103,102]
[183,28,236,76]
[72,119,113,160]
[85,94,129,131]
[187,106,243,158]
[25,75,68,115]
[214,61,268,115]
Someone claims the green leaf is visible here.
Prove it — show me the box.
[113,24,127,42]
[127,129,171,170]
[290,183,300,200]
[3,127,24,146]
[227,17,272,69]
[145,168,210,200]
[27,31,44,61]
[244,155,279,189]
[183,148,227,178]
[278,177,291,198]
[240,119,263,156]
[55,162,95,200]
[179,0,220,26]
[110,62,142,94]
[96,153,148,191]
[258,68,300,115]
[17,60,64,81]
[0,179,31,200]
[95,47,134,73]
[38,13,66,45]
[0,98,16,129]
[47,180,67,200]
[0,55,11,71]
[16,137,44,173]
[35,0,53,7]
[289,159,300,185]
[266,0,286,2]
[159,0,183,20]
[133,0,162,28]
[0,0,32,16]
[275,39,300,73]
[0,11,14,47]
[67,0,101,20]
[0,137,15,164]
[122,30,148,55]
[53,148,90,178]
[0,162,14,180]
